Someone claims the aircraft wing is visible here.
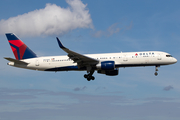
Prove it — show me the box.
[4,57,29,65]
[56,38,99,67]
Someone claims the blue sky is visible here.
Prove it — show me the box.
[0,0,180,120]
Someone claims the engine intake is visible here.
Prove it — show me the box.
[96,61,115,70]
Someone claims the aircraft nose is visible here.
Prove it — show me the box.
[173,58,177,63]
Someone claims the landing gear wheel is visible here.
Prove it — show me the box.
[86,75,95,81]
[84,74,88,78]
[91,76,95,80]
[87,77,91,81]
[154,72,158,76]
[84,68,95,81]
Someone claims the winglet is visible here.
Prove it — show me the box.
[56,37,65,49]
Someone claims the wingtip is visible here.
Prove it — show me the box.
[56,37,65,49]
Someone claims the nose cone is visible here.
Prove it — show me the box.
[173,58,177,64]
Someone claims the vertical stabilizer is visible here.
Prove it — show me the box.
[6,33,37,60]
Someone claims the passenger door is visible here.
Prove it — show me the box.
[35,59,39,66]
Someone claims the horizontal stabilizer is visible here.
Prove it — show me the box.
[4,57,29,65]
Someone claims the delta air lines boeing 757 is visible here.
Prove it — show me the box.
[4,33,177,81]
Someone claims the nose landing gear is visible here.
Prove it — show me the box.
[154,65,159,76]
[154,72,158,76]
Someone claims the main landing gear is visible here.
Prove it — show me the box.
[84,74,95,81]
[154,65,159,76]
[84,67,95,81]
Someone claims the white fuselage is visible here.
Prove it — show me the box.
[8,51,177,72]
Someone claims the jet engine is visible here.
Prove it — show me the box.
[97,68,119,76]
[96,61,118,76]
[96,61,115,70]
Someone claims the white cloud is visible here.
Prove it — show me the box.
[92,23,120,37]
[0,0,93,37]
[106,23,120,36]
[163,85,174,91]
[1,88,180,120]
[73,86,87,91]
[91,22,133,38]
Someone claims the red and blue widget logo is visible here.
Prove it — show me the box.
[6,33,37,60]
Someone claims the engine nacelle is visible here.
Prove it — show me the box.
[105,69,119,76]
[96,61,115,70]
[97,68,119,76]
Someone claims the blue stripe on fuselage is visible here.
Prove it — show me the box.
[45,66,86,71]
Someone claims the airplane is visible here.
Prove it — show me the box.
[4,33,177,81]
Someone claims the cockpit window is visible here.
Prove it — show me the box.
[166,55,173,57]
